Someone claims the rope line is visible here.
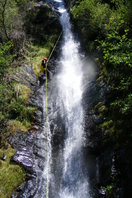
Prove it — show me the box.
[45,68,49,198]
[45,32,62,198]
[47,31,62,67]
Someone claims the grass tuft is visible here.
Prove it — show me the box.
[7,120,31,134]
[24,37,56,76]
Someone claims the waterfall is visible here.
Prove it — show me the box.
[33,1,94,197]
[54,0,91,197]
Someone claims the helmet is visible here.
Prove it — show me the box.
[44,58,48,61]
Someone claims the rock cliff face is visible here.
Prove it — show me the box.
[10,52,65,197]
[25,1,62,42]
[9,1,63,196]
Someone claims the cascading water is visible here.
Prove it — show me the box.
[33,0,94,197]
[11,1,98,197]
[52,0,91,197]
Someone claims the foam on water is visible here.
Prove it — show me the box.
[56,0,91,197]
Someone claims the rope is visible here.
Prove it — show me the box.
[45,32,62,198]
[45,68,49,198]
[46,31,62,67]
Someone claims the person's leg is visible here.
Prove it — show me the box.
[43,69,46,75]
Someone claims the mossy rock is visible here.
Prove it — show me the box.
[0,146,26,197]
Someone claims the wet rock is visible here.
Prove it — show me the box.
[9,130,41,197]
[34,110,43,124]
[38,160,45,171]
[1,153,6,161]
[32,125,39,131]
[13,64,38,92]
[15,182,26,192]
[99,186,106,197]
[11,193,18,198]
[13,154,33,172]
[12,179,38,198]
[9,132,36,174]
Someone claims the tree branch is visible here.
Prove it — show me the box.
[1,0,9,40]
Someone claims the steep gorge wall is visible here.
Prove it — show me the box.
[0,1,62,197]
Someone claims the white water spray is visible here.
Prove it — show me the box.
[55,1,91,197]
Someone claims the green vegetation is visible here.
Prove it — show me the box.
[0,0,61,196]
[71,0,132,196]
[71,0,111,51]
[104,183,116,198]
[0,0,37,141]
[71,0,132,141]
[0,146,26,198]
[0,0,61,142]
[0,80,37,145]
[25,35,57,76]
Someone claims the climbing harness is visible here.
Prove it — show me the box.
[45,31,62,198]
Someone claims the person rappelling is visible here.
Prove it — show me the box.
[42,57,48,75]
[39,57,49,85]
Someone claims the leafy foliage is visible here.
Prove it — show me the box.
[100,16,132,66]
[72,0,132,145]
[71,0,111,50]
[71,0,132,196]
[98,13,132,146]
[0,41,14,81]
